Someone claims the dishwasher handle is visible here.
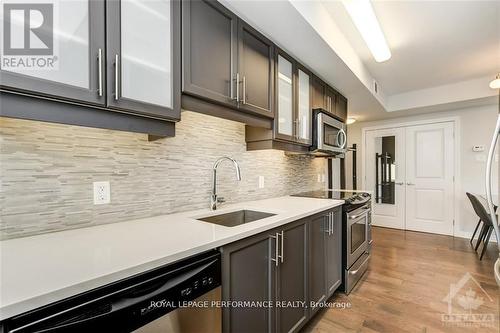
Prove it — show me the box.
[11,259,218,333]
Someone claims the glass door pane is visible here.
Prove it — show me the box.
[120,0,172,108]
[297,69,310,142]
[277,54,293,136]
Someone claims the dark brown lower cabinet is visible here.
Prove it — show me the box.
[221,219,307,333]
[221,231,276,333]
[221,207,342,333]
[308,212,328,318]
[276,220,308,333]
[309,207,342,317]
[326,208,342,296]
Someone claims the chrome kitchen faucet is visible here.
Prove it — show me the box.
[211,157,241,210]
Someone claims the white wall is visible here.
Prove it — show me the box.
[345,104,498,238]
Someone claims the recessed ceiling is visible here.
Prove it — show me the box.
[221,0,499,122]
[324,0,500,95]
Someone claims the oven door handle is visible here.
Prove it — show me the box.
[348,254,371,275]
[349,209,371,220]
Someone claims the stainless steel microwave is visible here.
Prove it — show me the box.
[311,109,347,156]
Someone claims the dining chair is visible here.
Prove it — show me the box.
[466,192,497,260]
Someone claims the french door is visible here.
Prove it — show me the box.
[365,122,455,235]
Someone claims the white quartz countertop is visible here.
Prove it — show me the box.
[0,196,343,320]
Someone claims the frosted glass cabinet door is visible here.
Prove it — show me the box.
[276,54,294,139]
[106,0,180,120]
[0,1,105,104]
[297,68,311,144]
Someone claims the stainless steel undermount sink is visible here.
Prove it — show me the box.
[197,210,276,227]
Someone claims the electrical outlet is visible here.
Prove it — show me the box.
[258,176,265,189]
[93,181,110,205]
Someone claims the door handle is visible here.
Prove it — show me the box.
[406,182,415,186]
[114,54,120,101]
[395,182,404,185]
[97,48,103,97]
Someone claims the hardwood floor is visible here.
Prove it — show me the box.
[303,227,500,333]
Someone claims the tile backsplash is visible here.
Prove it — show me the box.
[0,111,326,240]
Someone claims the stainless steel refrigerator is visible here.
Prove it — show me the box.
[486,74,500,286]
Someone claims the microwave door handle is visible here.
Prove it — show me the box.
[339,129,347,149]
[486,114,500,255]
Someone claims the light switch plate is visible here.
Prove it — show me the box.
[93,181,110,205]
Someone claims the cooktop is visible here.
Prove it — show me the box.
[291,190,371,206]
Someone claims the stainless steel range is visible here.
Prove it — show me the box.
[291,190,372,294]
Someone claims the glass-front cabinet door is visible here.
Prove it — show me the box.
[0,0,105,105]
[276,53,295,141]
[106,0,180,120]
[296,66,311,145]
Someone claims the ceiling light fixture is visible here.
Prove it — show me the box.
[490,73,500,89]
[346,118,357,125]
[342,0,391,63]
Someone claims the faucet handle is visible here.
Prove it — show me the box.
[217,197,226,203]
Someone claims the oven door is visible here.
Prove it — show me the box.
[316,112,347,154]
[346,205,370,268]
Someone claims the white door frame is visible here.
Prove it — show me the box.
[361,117,461,237]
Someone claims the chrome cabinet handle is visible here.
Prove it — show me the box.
[270,233,279,267]
[329,212,333,235]
[97,48,103,97]
[280,230,284,263]
[486,115,500,255]
[242,76,246,105]
[114,54,120,101]
[235,73,240,102]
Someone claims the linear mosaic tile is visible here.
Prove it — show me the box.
[0,110,327,239]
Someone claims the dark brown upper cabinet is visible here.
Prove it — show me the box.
[311,75,347,122]
[182,0,274,120]
[274,50,311,145]
[0,1,106,106]
[237,21,274,117]
[182,0,238,107]
[1,0,180,136]
[106,0,181,120]
[246,49,311,151]
[336,93,348,122]
[311,76,326,110]
[325,86,337,116]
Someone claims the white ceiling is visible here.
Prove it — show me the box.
[222,0,500,122]
[324,0,500,95]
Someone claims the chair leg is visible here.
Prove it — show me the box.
[480,226,493,260]
[475,224,487,251]
[470,219,482,245]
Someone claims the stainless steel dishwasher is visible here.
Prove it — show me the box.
[1,250,221,333]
